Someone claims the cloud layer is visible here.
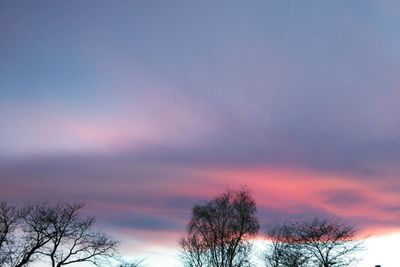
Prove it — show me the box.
[1,1,400,263]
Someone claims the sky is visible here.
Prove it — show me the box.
[1,0,400,266]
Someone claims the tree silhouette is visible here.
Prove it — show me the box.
[14,202,56,267]
[42,202,118,267]
[179,187,259,267]
[0,201,118,267]
[264,217,363,267]
[0,201,19,266]
[264,221,309,267]
[293,217,363,267]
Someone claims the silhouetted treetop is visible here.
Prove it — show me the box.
[180,187,259,267]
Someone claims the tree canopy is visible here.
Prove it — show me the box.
[264,217,363,267]
[179,187,259,267]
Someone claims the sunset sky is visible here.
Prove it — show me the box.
[1,1,400,266]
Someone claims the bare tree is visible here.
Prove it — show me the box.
[179,187,259,267]
[264,217,363,267]
[264,222,309,267]
[179,232,207,267]
[42,202,118,267]
[0,201,19,266]
[0,201,118,267]
[13,202,56,267]
[293,217,363,267]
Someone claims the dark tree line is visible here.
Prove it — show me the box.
[180,188,364,267]
[0,201,118,267]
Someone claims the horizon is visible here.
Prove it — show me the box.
[1,1,400,266]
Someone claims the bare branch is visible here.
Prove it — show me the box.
[0,200,19,266]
